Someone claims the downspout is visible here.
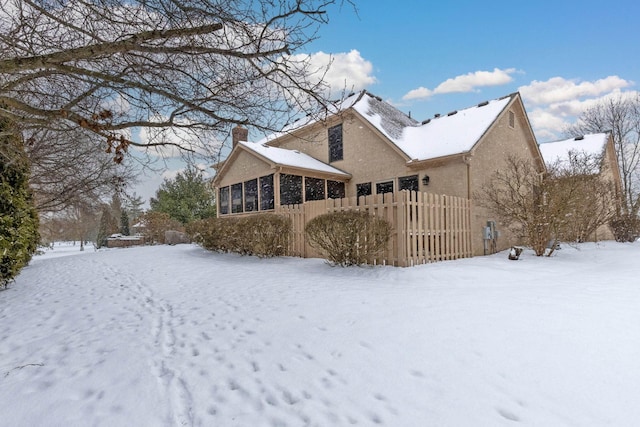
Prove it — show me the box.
[463,155,475,255]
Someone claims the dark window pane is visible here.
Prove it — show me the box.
[219,186,229,215]
[305,177,325,201]
[328,124,343,162]
[376,180,394,194]
[327,181,345,199]
[260,174,274,210]
[398,175,419,192]
[280,174,303,205]
[244,179,258,212]
[357,182,372,198]
[231,183,243,213]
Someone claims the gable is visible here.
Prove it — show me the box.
[214,148,273,187]
[470,93,544,172]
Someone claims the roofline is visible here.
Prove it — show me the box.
[212,141,351,186]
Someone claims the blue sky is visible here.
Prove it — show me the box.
[306,0,640,141]
[134,0,640,203]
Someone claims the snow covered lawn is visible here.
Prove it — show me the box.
[2,242,640,426]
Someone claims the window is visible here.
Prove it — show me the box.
[327,180,345,199]
[508,110,515,128]
[280,173,303,205]
[328,124,343,162]
[356,182,372,198]
[398,175,419,192]
[219,186,229,215]
[231,183,243,213]
[244,179,258,212]
[305,177,325,201]
[260,174,274,210]
[376,180,394,194]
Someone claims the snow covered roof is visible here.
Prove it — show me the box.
[238,140,349,177]
[538,133,610,165]
[352,92,514,161]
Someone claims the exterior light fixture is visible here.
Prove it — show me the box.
[422,175,430,186]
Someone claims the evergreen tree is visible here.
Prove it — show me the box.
[1,117,40,287]
[123,193,145,224]
[150,167,216,224]
[120,210,130,236]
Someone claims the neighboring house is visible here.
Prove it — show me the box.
[538,132,622,240]
[213,90,545,259]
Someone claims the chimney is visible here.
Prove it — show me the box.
[232,125,249,148]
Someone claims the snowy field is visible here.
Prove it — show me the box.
[2,241,640,426]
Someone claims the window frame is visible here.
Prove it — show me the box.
[376,180,394,195]
[244,178,258,212]
[327,180,346,199]
[398,175,419,192]
[304,177,326,202]
[328,123,344,163]
[231,182,243,213]
[219,186,230,215]
[280,173,303,206]
[259,174,275,211]
[356,182,372,198]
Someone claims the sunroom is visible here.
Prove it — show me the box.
[213,141,351,215]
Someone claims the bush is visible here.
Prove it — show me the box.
[610,213,640,242]
[137,211,183,245]
[187,214,291,257]
[305,210,391,266]
[1,119,40,287]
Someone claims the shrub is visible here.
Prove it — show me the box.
[187,214,291,257]
[305,210,391,266]
[1,119,40,287]
[610,213,640,242]
[137,211,183,245]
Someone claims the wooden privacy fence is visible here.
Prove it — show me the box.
[276,190,472,266]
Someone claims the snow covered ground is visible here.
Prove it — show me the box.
[2,241,640,426]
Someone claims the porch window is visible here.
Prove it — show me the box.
[219,186,229,215]
[305,177,325,201]
[376,180,394,194]
[327,180,346,199]
[231,183,243,213]
[356,182,372,198]
[260,174,274,210]
[280,173,303,205]
[399,175,419,192]
[244,178,258,212]
[328,124,343,162]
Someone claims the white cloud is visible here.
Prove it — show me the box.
[524,87,639,142]
[291,49,376,96]
[519,76,633,105]
[403,86,433,100]
[403,68,517,100]
[528,108,569,139]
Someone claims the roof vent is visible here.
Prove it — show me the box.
[434,113,441,118]
[447,110,458,116]
[422,119,431,125]
[477,101,489,107]
[574,135,585,141]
